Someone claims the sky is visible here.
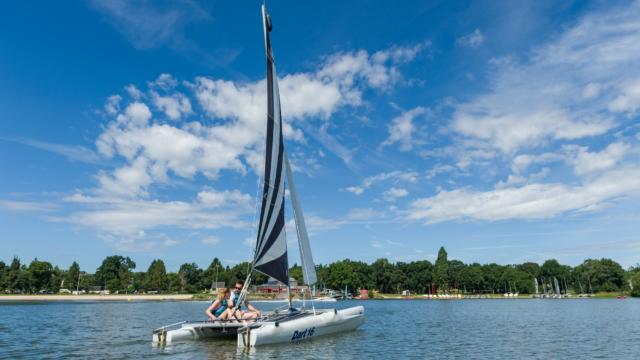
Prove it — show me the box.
[1,0,639,272]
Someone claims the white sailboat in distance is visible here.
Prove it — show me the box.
[152,3,365,347]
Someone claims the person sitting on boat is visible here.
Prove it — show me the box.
[205,287,232,321]
[230,280,261,320]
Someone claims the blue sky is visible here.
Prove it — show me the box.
[1,0,639,272]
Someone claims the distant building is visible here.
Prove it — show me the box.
[210,282,226,292]
[88,286,109,295]
[256,277,300,293]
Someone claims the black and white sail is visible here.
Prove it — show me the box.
[252,4,289,285]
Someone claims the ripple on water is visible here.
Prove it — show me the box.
[1,299,639,359]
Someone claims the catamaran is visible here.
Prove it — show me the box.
[153,3,365,347]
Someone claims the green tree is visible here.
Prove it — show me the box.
[371,258,397,293]
[50,266,64,293]
[448,260,465,291]
[178,263,203,293]
[145,259,168,291]
[167,272,182,292]
[204,258,226,289]
[0,261,6,290]
[434,246,449,291]
[289,264,303,284]
[575,259,625,292]
[5,257,23,292]
[27,259,53,292]
[95,256,136,292]
[482,263,505,293]
[517,262,540,278]
[398,260,433,293]
[630,267,640,297]
[460,263,484,293]
[65,262,81,291]
[325,259,372,291]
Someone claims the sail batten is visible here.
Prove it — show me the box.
[252,4,289,285]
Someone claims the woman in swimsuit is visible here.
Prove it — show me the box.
[205,287,232,321]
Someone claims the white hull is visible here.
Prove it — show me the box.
[153,321,243,345]
[238,306,364,347]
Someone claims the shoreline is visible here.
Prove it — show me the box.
[0,294,195,302]
[0,292,632,302]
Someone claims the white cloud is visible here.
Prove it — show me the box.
[511,142,631,177]
[450,3,640,157]
[150,73,178,90]
[88,0,210,50]
[566,142,630,175]
[96,156,152,197]
[345,170,418,195]
[457,29,485,48]
[383,187,409,201]
[607,79,640,114]
[125,84,142,99]
[453,108,613,153]
[582,83,601,99]
[118,102,152,127]
[197,189,252,209]
[381,106,426,151]
[63,193,250,238]
[105,95,121,114]
[408,166,640,223]
[345,208,382,221]
[511,152,562,174]
[67,42,424,249]
[152,92,192,120]
[0,136,99,164]
[0,199,57,213]
[202,236,221,246]
[345,186,364,195]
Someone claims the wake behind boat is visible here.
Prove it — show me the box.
[152,3,365,347]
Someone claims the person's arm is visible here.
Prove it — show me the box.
[205,300,220,320]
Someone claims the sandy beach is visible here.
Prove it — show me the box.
[0,294,194,302]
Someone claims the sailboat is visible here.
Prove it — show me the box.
[153,3,365,347]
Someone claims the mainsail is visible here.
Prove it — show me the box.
[252,4,289,285]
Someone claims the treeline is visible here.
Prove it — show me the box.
[1,247,639,296]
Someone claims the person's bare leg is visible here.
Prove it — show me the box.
[217,310,230,321]
[241,311,258,320]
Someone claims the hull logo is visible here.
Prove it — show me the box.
[291,327,315,341]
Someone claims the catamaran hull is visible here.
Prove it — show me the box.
[238,306,365,347]
[153,322,242,345]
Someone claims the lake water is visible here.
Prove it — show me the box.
[1,299,639,359]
